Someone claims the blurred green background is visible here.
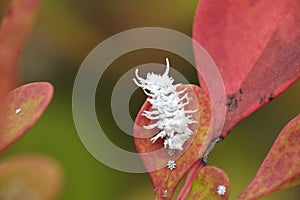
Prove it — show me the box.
[0,0,300,199]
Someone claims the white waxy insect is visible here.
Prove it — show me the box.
[162,189,168,197]
[217,185,226,196]
[133,58,198,151]
[15,108,22,114]
[167,160,176,170]
[167,149,176,156]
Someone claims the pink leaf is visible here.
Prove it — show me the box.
[237,114,300,199]
[193,0,300,138]
[0,0,41,127]
[0,82,54,152]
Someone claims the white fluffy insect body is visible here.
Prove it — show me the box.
[133,58,197,151]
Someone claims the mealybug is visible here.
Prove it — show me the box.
[133,58,197,152]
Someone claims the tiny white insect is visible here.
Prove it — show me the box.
[162,189,168,197]
[167,160,176,170]
[217,185,226,196]
[15,108,22,114]
[167,149,176,156]
[133,58,198,151]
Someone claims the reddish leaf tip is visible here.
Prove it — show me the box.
[0,82,54,152]
[237,114,300,199]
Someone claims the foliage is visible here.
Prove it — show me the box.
[0,0,62,199]
[134,0,300,199]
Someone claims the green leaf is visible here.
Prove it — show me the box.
[0,82,54,152]
[0,154,63,200]
[190,166,230,200]
[237,114,300,199]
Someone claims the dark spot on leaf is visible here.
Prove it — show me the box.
[268,93,274,102]
[239,88,243,95]
[259,96,267,105]
[226,94,238,111]
[238,96,242,102]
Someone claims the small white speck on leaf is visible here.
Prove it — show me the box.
[162,189,168,197]
[167,160,176,170]
[217,185,226,196]
[15,108,21,114]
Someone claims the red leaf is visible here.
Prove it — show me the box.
[193,0,300,138]
[0,0,41,127]
[237,114,300,199]
[0,82,54,152]
[190,166,230,200]
[134,84,212,199]
[0,154,63,200]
